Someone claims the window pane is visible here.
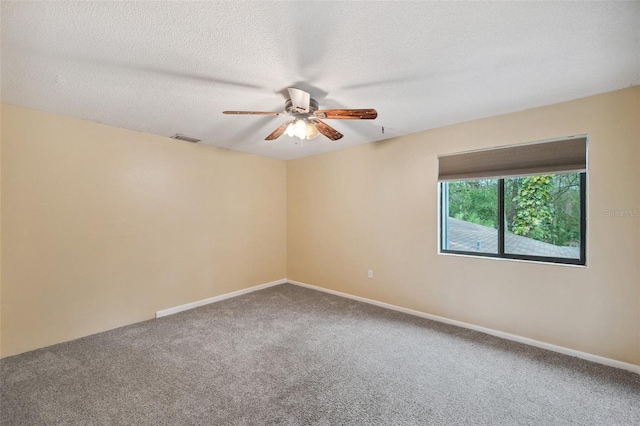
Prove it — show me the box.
[442,179,498,254]
[504,173,581,259]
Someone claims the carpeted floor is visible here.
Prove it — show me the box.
[1,283,639,425]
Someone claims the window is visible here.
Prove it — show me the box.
[439,137,586,265]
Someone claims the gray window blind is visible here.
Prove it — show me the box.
[438,136,587,181]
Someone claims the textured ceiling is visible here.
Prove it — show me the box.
[2,1,639,160]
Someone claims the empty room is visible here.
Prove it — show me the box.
[1,2,639,425]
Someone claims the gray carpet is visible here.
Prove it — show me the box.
[1,283,639,425]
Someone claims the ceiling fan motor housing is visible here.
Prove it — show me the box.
[286,98,318,115]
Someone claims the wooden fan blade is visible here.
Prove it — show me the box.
[223,111,282,116]
[314,109,377,120]
[310,119,344,141]
[265,120,293,140]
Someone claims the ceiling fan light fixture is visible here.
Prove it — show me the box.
[285,118,319,140]
[293,119,307,139]
[305,121,319,140]
[285,122,295,137]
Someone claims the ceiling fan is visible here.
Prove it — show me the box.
[223,88,377,141]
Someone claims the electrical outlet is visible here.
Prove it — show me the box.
[367,270,374,279]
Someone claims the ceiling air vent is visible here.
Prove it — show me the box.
[170,133,201,143]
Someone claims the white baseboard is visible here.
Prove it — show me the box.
[155,279,287,318]
[154,278,639,375]
[287,280,640,375]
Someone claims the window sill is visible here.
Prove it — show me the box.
[438,250,587,268]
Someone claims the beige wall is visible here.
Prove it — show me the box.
[288,87,640,365]
[0,104,287,357]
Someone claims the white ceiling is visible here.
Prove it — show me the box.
[2,1,639,160]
